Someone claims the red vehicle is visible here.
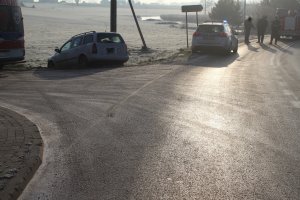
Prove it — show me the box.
[276,8,300,39]
[0,0,25,68]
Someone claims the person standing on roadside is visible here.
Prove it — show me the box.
[244,17,255,45]
[270,16,280,45]
[257,16,268,44]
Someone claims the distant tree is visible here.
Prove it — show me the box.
[209,0,242,25]
[260,0,300,9]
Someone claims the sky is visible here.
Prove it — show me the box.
[68,0,207,5]
[63,0,260,5]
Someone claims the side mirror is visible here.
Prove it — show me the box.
[55,48,60,53]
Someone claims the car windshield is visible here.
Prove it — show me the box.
[97,33,124,43]
[197,25,224,33]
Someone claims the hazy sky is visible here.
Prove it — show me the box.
[77,0,204,4]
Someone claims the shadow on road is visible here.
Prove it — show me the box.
[186,52,240,68]
[33,65,122,80]
[247,44,259,52]
[260,44,277,53]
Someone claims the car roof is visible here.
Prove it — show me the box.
[71,31,121,39]
[200,22,225,26]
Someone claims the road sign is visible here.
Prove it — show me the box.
[181,5,203,48]
[181,5,203,13]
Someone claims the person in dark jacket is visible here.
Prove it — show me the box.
[244,17,255,44]
[270,16,280,45]
[257,16,268,43]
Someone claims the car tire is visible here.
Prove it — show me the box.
[47,61,55,68]
[233,46,238,53]
[78,55,88,67]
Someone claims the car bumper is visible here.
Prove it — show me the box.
[192,45,229,52]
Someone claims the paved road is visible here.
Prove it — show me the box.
[1,41,300,199]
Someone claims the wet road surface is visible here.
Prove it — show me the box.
[1,41,300,199]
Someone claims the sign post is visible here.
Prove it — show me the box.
[181,5,203,48]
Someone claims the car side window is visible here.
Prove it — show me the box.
[83,34,94,45]
[60,41,72,52]
[71,36,83,48]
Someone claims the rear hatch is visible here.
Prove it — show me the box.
[193,24,225,45]
[96,33,127,58]
[0,5,24,60]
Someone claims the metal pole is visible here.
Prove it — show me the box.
[128,0,148,49]
[243,0,246,20]
[186,12,189,48]
[110,0,117,32]
[196,11,199,26]
[205,0,207,15]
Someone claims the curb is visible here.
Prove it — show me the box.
[0,107,43,200]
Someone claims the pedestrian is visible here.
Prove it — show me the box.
[257,16,268,43]
[270,16,280,45]
[244,17,255,45]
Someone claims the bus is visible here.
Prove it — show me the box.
[0,0,25,68]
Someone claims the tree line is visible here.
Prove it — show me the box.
[209,0,300,25]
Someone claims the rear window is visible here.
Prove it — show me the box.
[0,6,23,33]
[97,33,124,44]
[197,25,224,33]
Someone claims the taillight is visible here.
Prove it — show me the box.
[219,32,228,37]
[124,44,128,52]
[0,38,24,49]
[193,32,201,37]
[92,43,97,54]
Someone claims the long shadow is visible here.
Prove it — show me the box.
[33,64,123,80]
[186,52,240,68]
[273,44,294,55]
[260,44,277,53]
[247,43,259,52]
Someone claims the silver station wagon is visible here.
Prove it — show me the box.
[47,31,129,68]
[192,21,239,54]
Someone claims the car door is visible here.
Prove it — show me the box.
[54,40,72,66]
[68,36,83,65]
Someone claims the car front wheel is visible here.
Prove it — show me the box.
[47,61,55,68]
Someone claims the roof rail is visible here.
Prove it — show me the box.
[204,20,225,23]
[72,31,96,38]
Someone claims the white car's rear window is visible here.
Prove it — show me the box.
[97,33,124,44]
[197,25,224,33]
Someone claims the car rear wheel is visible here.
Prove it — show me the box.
[78,55,88,67]
[233,46,238,53]
[47,61,55,68]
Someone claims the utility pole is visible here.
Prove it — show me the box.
[128,0,148,49]
[110,0,117,32]
[243,0,246,20]
[204,0,206,15]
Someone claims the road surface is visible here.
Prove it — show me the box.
[1,41,300,199]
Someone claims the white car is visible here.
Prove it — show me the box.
[192,21,239,54]
[48,31,129,68]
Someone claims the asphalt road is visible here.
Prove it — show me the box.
[1,40,300,199]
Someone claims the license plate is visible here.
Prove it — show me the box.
[107,48,115,54]
[204,36,215,40]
